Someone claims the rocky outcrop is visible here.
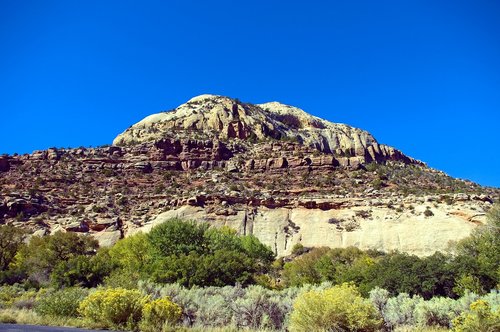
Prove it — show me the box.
[112,94,422,166]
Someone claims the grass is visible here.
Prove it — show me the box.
[0,308,104,329]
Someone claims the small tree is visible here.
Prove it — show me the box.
[0,225,27,271]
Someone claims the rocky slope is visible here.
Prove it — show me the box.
[1,95,498,255]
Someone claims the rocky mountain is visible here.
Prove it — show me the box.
[1,95,498,256]
[114,94,418,165]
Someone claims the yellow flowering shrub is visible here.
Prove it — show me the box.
[452,299,500,332]
[289,283,382,332]
[140,297,182,330]
[78,288,148,328]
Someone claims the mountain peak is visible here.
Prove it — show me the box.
[113,95,416,165]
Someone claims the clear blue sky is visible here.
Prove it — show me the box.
[1,1,499,187]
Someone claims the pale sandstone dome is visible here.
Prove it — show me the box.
[113,94,380,156]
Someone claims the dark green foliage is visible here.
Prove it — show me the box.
[450,204,500,294]
[146,219,275,287]
[282,247,382,290]
[283,247,459,299]
[240,234,276,268]
[50,249,115,288]
[0,225,27,284]
[0,225,27,271]
[148,219,209,257]
[152,250,254,288]
[364,252,456,299]
[16,231,100,287]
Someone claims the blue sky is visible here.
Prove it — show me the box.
[1,1,499,187]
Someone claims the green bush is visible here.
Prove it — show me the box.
[35,287,88,317]
[147,219,274,287]
[289,283,382,332]
[148,219,209,258]
[78,288,148,328]
[451,203,500,295]
[0,225,27,271]
[140,297,182,331]
[452,299,500,332]
[0,285,26,308]
[16,231,99,287]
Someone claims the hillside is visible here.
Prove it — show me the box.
[1,95,498,256]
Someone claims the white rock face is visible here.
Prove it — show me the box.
[258,101,376,154]
[113,94,379,155]
[134,197,484,257]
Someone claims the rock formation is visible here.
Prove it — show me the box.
[0,95,498,254]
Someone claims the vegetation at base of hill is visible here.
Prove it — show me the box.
[0,282,498,331]
[0,218,275,289]
[0,207,498,331]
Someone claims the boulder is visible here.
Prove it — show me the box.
[93,230,122,247]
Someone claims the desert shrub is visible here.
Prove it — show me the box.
[414,296,460,328]
[35,287,88,317]
[230,285,291,330]
[0,285,26,308]
[79,288,147,328]
[289,283,382,332]
[369,287,390,313]
[139,281,302,330]
[103,268,142,290]
[452,299,500,332]
[382,293,423,329]
[291,243,306,255]
[140,297,182,331]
